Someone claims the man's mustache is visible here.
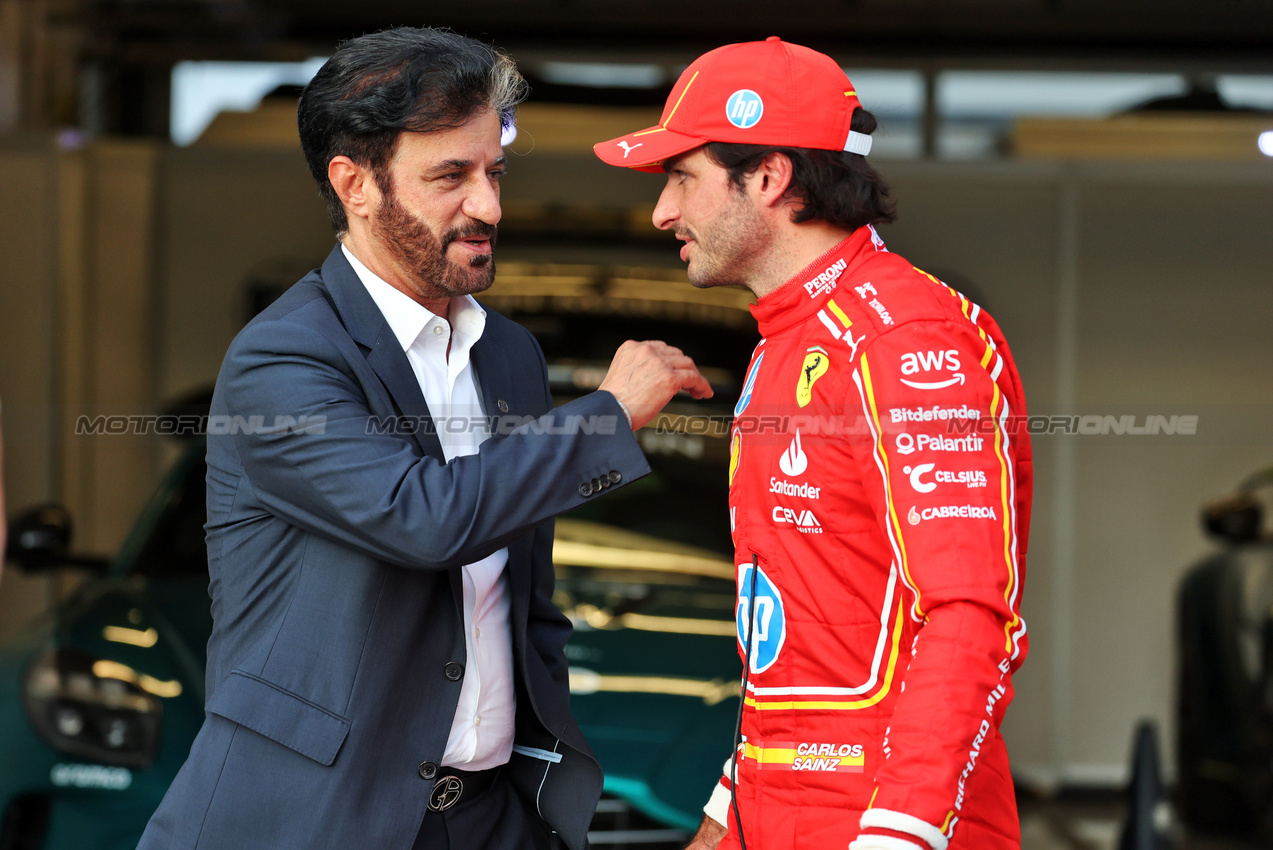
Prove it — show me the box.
[442,221,498,250]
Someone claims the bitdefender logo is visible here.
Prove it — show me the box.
[779,430,808,477]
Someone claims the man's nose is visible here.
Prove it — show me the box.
[463,178,501,226]
[652,186,678,231]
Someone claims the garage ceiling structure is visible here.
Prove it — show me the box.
[16,0,1273,136]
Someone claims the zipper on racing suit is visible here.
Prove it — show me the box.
[732,553,760,850]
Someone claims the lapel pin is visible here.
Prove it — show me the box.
[497,399,509,413]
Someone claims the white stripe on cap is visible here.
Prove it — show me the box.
[845,130,873,155]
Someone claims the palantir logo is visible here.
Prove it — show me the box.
[737,562,787,673]
[726,89,765,129]
[779,429,808,477]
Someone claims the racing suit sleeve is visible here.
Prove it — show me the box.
[846,318,1028,850]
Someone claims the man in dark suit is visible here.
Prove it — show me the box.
[138,27,711,850]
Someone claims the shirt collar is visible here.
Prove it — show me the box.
[341,242,487,351]
[749,225,887,338]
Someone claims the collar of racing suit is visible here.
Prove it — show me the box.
[749,225,885,338]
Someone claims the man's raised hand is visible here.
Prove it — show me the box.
[598,340,713,431]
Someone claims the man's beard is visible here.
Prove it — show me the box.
[682,187,770,290]
[371,189,498,302]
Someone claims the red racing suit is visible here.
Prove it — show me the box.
[710,225,1032,850]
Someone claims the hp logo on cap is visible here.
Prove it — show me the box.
[725,89,764,129]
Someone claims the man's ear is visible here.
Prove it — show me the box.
[328,156,378,223]
[750,152,795,212]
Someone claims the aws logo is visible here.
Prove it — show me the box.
[899,349,965,390]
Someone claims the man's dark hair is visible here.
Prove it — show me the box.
[704,108,896,231]
[298,27,527,234]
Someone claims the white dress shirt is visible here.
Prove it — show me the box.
[343,243,515,770]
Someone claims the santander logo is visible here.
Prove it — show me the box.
[779,430,808,477]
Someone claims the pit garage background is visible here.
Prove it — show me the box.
[2,0,1273,825]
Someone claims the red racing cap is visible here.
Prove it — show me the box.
[594,36,871,173]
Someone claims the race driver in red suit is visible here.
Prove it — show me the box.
[594,38,1032,850]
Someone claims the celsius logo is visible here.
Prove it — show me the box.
[900,349,965,390]
[779,430,808,476]
[903,463,936,493]
[726,89,765,129]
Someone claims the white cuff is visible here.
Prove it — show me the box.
[702,754,735,826]
[859,809,947,850]
[703,780,732,826]
[848,836,926,850]
[615,398,633,430]
[844,130,873,156]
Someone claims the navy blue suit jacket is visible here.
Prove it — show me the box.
[138,246,650,850]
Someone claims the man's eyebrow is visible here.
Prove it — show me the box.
[429,159,474,174]
[427,156,508,175]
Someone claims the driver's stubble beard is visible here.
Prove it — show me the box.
[683,183,770,291]
[371,174,498,304]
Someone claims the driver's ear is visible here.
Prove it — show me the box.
[752,152,794,209]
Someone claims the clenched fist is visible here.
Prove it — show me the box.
[598,340,713,431]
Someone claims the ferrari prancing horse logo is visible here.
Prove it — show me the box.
[797,346,830,408]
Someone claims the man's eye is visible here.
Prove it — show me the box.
[490,170,507,180]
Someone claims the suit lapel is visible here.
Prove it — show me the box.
[319,246,445,460]
[468,326,514,428]
[470,317,536,632]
